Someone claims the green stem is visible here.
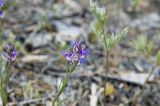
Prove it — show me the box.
[105,49,109,82]
[52,63,77,106]
[0,19,3,45]
[100,15,109,86]
[124,66,155,106]
[133,67,155,104]
[0,60,9,106]
[101,20,109,105]
[5,62,9,85]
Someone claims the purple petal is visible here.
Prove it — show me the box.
[10,49,17,61]
[70,41,80,47]
[79,43,85,50]
[61,40,89,65]
[72,41,81,52]
[0,0,5,7]
[61,50,74,62]
[60,50,69,55]
[73,41,86,54]
[82,49,90,55]
[73,44,79,53]
[0,11,5,18]
[80,58,86,64]
[2,44,17,61]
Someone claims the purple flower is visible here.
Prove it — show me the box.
[61,41,89,65]
[2,44,17,62]
[0,0,5,7]
[0,10,5,18]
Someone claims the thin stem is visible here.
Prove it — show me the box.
[0,60,9,106]
[52,63,77,106]
[101,20,110,105]
[99,14,109,85]
[124,65,155,105]
[105,49,109,82]
[133,66,155,104]
[65,62,69,76]
[104,36,109,83]
[52,74,71,105]
[5,62,9,85]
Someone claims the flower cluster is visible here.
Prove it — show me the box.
[62,41,89,65]
[0,0,5,18]
[2,44,17,61]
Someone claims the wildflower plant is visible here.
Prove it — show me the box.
[0,43,17,106]
[52,41,89,106]
[90,0,129,98]
[125,36,157,105]
[0,1,16,105]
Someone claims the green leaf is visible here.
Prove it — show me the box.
[52,64,77,105]
[106,27,129,50]
[91,1,107,42]
[131,35,153,56]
